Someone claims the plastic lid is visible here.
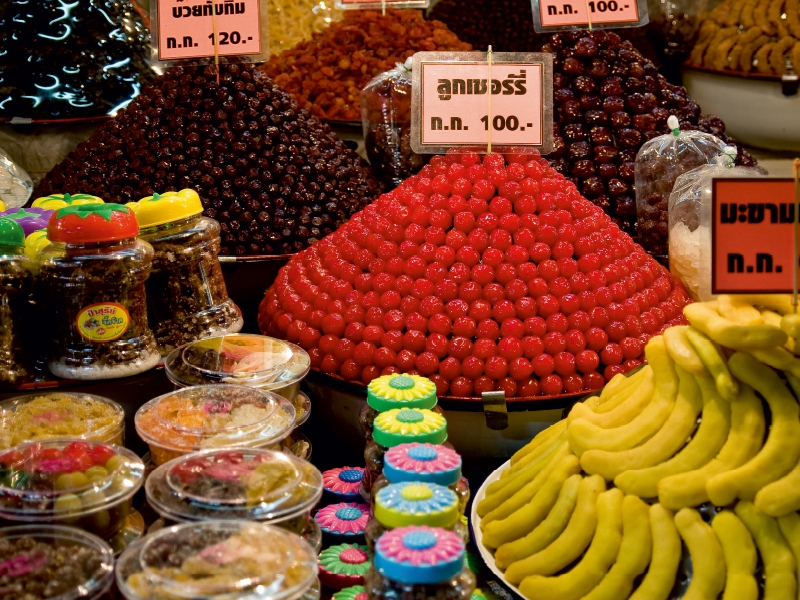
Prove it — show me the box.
[319,544,371,578]
[0,199,4,211]
[117,521,317,600]
[0,207,53,237]
[0,217,24,247]
[48,204,138,244]
[374,526,465,585]
[332,585,367,600]
[314,502,370,536]
[372,408,448,448]
[383,443,462,487]
[24,229,50,259]
[0,524,115,600]
[373,482,459,529]
[0,440,144,521]
[145,448,323,523]
[135,385,296,454]
[126,189,204,229]
[164,334,311,391]
[323,467,365,497]
[32,193,105,211]
[367,374,437,412]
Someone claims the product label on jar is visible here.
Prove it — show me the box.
[76,303,131,342]
[712,178,799,294]
[531,0,648,32]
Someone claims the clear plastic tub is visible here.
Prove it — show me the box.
[0,440,144,543]
[0,524,115,600]
[116,521,319,600]
[164,334,311,402]
[135,385,297,467]
[0,392,125,449]
[145,448,323,537]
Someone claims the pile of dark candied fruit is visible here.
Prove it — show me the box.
[0,0,152,120]
[34,63,382,256]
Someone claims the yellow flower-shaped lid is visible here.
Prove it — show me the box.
[373,408,447,448]
[32,193,104,210]
[24,229,50,259]
[126,189,203,229]
[367,374,437,412]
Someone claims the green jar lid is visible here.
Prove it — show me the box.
[372,408,447,448]
[367,374,438,412]
[0,218,25,247]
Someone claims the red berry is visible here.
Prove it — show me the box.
[522,336,545,359]
[450,377,473,397]
[474,376,495,395]
[462,356,485,378]
[585,327,609,351]
[543,331,567,355]
[541,374,564,396]
[533,353,556,377]
[473,338,498,359]
[519,377,540,397]
[440,357,462,380]
[585,372,606,390]
[563,374,584,393]
[486,356,509,379]
[600,343,624,365]
[509,357,533,380]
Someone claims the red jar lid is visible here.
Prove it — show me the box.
[48,204,139,244]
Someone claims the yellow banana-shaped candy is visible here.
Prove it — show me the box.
[734,294,794,314]
[505,475,605,584]
[495,474,581,571]
[581,365,702,481]
[718,295,764,325]
[675,508,726,600]
[585,370,636,410]
[712,510,759,600]
[707,353,800,506]
[518,489,624,600]
[736,502,798,600]
[684,302,788,349]
[616,372,730,498]
[781,313,800,339]
[777,513,800,600]
[756,463,800,517]
[686,326,738,400]
[592,367,652,414]
[510,420,567,466]
[567,369,654,428]
[581,495,651,600]
[629,505,682,600]
[761,310,796,352]
[663,325,707,375]
[748,346,800,379]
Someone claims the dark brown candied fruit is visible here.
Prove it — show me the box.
[33,64,382,256]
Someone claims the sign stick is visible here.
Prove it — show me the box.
[382,0,386,15]
[584,0,593,30]
[794,159,800,312]
[487,46,493,155]
[211,6,220,84]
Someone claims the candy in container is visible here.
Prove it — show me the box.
[135,385,297,467]
[323,467,367,501]
[315,502,370,542]
[318,543,371,589]
[0,218,34,386]
[360,374,443,440]
[0,207,54,237]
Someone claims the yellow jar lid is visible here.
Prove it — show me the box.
[32,193,104,210]
[24,229,50,259]
[0,199,5,212]
[127,189,203,228]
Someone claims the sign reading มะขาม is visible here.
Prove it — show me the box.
[410,52,554,155]
[531,0,648,32]
[712,178,800,294]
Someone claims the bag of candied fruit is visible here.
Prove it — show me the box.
[361,58,428,190]
[668,146,765,302]
[634,115,726,265]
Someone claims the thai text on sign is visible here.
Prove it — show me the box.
[532,0,648,32]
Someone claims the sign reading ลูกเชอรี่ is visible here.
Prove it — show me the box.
[335,0,429,10]
[712,178,800,294]
[531,0,648,32]
[410,52,554,155]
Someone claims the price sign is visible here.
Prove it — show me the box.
[410,52,554,155]
[532,0,648,32]
[335,0,429,9]
[712,178,799,294]
[152,0,268,64]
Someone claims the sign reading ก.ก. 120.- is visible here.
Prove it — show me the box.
[712,178,800,294]
[410,52,554,155]
[532,0,648,32]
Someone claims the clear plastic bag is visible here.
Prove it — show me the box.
[668,146,765,302]
[361,58,428,190]
[635,116,726,264]
[0,148,32,209]
[268,0,343,55]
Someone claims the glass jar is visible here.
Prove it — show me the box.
[371,443,469,516]
[319,543,371,590]
[0,392,125,448]
[135,385,296,466]
[116,521,318,600]
[127,190,243,356]
[360,374,442,440]
[364,526,475,600]
[363,407,448,499]
[37,203,160,380]
[0,524,115,600]
[0,218,34,386]
[164,333,311,402]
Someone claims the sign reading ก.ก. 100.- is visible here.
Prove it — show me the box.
[532,0,648,32]
[410,52,554,155]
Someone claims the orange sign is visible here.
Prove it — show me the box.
[533,0,647,31]
[712,178,798,294]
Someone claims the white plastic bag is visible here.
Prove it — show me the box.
[0,147,32,209]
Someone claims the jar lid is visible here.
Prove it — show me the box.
[333,586,367,600]
[367,374,437,412]
[164,334,311,391]
[0,207,54,237]
[373,481,459,529]
[0,199,4,211]
[24,229,50,259]
[135,385,296,454]
[383,443,462,487]
[0,217,24,247]
[48,204,138,244]
[322,467,365,499]
[126,189,204,229]
[314,502,370,537]
[117,521,317,600]
[32,193,105,211]
[319,543,371,578]
[145,448,322,523]
[374,526,465,585]
[372,408,447,448]
[0,440,144,521]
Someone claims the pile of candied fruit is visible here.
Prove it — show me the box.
[259,151,692,398]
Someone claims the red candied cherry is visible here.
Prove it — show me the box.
[456,245,481,267]
[498,337,523,360]
[488,168,508,187]
[499,213,522,232]
[353,342,376,366]
[537,295,560,318]
[590,307,610,328]
[420,296,445,317]
[509,357,534,380]
[563,373,584,393]
[546,313,569,334]
[575,349,600,373]
[469,300,493,321]
[486,356,509,379]
[600,343,624,366]
[585,326,609,351]
[568,310,591,332]
[585,372,605,390]
[538,260,559,281]
[403,331,427,354]
[493,300,517,322]
[474,376,495,395]
[541,374,564,396]
[309,348,323,369]
[383,309,405,331]
[549,277,571,297]
[381,330,403,352]
[595,286,613,306]
[552,241,574,260]
[437,280,459,303]
[321,354,340,374]
[477,319,501,339]
[489,196,513,216]
[381,366,400,376]
[397,349,418,372]
[579,291,597,311]
[411,279,434,301]
[448,193,468,215]
[523,336,545,359]
[363,292,380,309]
[525,316,547,337]
[363,325,384,344]
[452,316,477,338]
[450,376,473,397]
[519,377,540,397]
[490,229,513,250]
[89,445,116,467]
[473,338,498,360]
[380,291,402,311]
[515,296,538,319]
[405,223,425,244]
[607,303,626,321]
[543,331,567,355]
[554,352,576,376]
[468,228,491,252]
[417,243,436,264]
[340,359,361,381]
[319,334,338,355]
[298,327,321,350]
[448,161,468,179]
[429,374,449,396]
[450,263,471,283]
[454,211,476,233]
[416,352,440,375]
[530,242,552,263]
[430,209,452,229]
[374,347,397,368]
[496,264,518,285]
[286,320,306,344]
[565,330,586,354]
[435,246,457,268]
[506,246,529,266]
[426,263,447,282]
[607,321,627,343]
[620,337,643,360]
[528,278,549,298]
[447,299,470,319]
[426,334,449,359]
[570,272,590,293]
[405,312,427,332]
[387,258,405,277]
[482,248,504,267]
[321,313,346,336]
[467,196,488,216]
[445,230,467,250]
[344,323,364,343]
[604,365,625,381]
[498,377,518,398]
[500,318,525,339]
[399,240,418,260]
[428,314,452,336]
[425,228,447,247]
[533,353,556,377]
[640,311,660,333]
[462,356,484,378]
[506,161,526,178]
[514,227,536,247]
[622,298,640,317]
[472,179,495,200]
[482,283,506,303]
[499,182,522,203]
[401,298,420,317]
[448,336,473,360]
[471,264,495,286]
[623,359,643,372]
[537,225,559,247]
[625,315,643,337]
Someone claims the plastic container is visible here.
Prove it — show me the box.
[364,526,475,600]
[127,190,243,356]
[0,218,34,386]
[116,521,319,600]
[164,334,311,402]
[0,207,55,236]
[32,193,105,211]
[315,502,370,542]
[0,440,144,543]
[0,392,125,449]
[359,374,444,440]
[135,385,297,466]
[333,585,367,600]
[0,524,115,600]
[323,467,367,501]
[144,448,323,538]
[37,203,160,380]
[318,543,371,590]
